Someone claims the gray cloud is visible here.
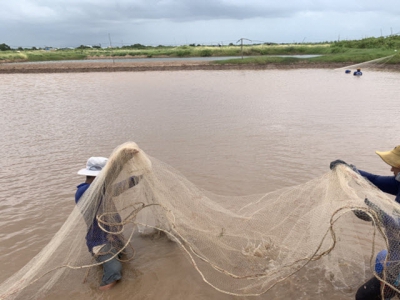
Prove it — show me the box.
[2,0,400,48]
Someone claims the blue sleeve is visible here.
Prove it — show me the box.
[358,170,400,198]
[75,183,91,204]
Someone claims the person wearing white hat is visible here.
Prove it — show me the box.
[75,148,140,291]
[330,145,400,300]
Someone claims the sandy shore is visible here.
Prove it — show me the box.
[0,60,399,73]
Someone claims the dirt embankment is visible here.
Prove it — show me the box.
[0,60,398,74]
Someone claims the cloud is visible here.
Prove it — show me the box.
[4,0,399,24]
[1,0,400,48]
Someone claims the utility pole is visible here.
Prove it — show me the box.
[236,38,252,59]
[108,33,114,64]
[108,33,112,47]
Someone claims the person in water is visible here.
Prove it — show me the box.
[354,68,363,76]
[76,148,140,291]
[331,145,400,299]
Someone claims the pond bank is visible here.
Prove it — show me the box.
[0,60,399,73]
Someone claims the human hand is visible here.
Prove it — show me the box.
[123,148,139,156]
[119,148,139,162]
[330,159,348,170]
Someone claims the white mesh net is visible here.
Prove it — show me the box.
[1,142,399,299]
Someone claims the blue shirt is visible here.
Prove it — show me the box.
[358,170,400,203]
[75,176,140,253]
[75,182,90,204]
[75,182,108,253]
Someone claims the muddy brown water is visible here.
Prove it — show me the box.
[1,69,400,299]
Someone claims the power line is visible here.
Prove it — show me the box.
[236,38,252,59]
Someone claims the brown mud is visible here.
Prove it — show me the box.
[0,60,399,73]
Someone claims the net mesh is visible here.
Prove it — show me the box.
[1,142,399,299]
[334,53,399,72]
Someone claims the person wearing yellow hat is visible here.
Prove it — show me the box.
[331,145,400,203]
[331,145,400,300]
[376,146,400,175]
[358,146,400,202]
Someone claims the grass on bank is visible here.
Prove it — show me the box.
[213,48,400,66]
[0,44,333,62]
[1,35,400,65]
[0,51,86,62]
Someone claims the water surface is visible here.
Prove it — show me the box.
[0,69,399,299]
[3,54,321,65]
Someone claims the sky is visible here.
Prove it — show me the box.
[1,0,400,48]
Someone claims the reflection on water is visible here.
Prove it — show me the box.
[0,69,400,299]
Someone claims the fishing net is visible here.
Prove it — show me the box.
[334,52,400,73]
[1,142,400,299]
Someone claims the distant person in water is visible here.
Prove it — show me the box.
[330,145,400,299]
[353,68,363,76]
[76,149,140,291]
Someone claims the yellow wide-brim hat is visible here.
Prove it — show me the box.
[376,146,400,168]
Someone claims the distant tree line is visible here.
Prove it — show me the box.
[0,43,11,51]
[0,43,39,51]
[1,35,400,52]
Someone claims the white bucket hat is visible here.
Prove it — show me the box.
[77,157,108,176]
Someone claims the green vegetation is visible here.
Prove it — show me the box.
[0,35,400,65]
[25,51,86,61]
[0,48,86,62]
[214,48,400,66]
[0,43,11,51]
[214,56,305,65]
[333,35,400,49]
